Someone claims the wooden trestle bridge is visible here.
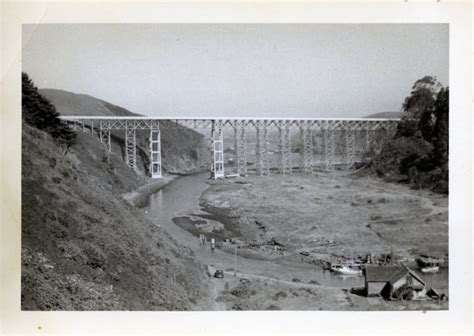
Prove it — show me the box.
[59,116,400,179]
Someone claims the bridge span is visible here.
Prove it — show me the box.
[59,116,400,179]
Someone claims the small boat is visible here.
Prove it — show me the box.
[421,265,439,273]
[416,256,441,273]
[330,262,363,275]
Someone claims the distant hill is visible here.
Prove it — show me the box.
[39,89,141,117]
[364,111,403,119]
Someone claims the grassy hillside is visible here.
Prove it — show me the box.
[21,123,211,310]
[39,89,141,117]
[40,88,210,175]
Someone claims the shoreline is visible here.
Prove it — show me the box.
[122,169,210,208]
[122,175,179,208]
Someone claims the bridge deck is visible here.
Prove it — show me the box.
[60,116,400,121]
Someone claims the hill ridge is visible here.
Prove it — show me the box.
[39,88,141,117]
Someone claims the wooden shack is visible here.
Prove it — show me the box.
[364,265,426,300]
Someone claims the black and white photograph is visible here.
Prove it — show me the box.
[20,23,450,311]
[1,2,472,335]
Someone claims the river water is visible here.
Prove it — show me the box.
[144,173,448,292]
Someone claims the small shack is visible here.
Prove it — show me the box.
[364,265,426,300]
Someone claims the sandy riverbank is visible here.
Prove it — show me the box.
[199,172,448,263]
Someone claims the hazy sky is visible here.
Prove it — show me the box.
[22,24,448,118]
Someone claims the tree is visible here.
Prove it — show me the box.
[22,73,76,152]
[371,76,448,194]
[397,76,441,142]
[432,87,449,166]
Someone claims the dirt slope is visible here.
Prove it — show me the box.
[21,123,210,310]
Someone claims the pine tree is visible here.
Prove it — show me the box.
[22,73,76,151]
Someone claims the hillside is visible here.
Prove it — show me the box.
[39,89,141,117]
[364,111,403,119]
[21,123,211,310]
[39,88,210,175]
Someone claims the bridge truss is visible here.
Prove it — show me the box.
[60,116,399,180]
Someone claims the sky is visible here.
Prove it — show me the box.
[22,24,448,118]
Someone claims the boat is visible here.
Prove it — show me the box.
[416,256,441,273]
[421,265,439,273]
[330,262,363,275]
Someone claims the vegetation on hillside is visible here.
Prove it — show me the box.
[22,73,76,152]
[22,124,210,310]
[21,74,210,310]
[369,76,449,194]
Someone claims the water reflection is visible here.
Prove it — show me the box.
[147,190,163,213]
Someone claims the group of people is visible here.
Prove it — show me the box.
[199,234,215,251]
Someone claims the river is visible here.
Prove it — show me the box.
[143,173,448,292]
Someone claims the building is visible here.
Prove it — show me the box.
[364,264,426,300]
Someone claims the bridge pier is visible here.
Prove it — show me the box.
[299,121,313,174]
[210,120,225,179]
[385,122,397,145]
[278,120,292,175]
[255,120,270,176]
[150,122,162,178]
[366,128,376,153]
[234,120,247,177]
[99,120,111,153]
[321,122,335,171]
[125,124,137,170]
[345,128,355,169]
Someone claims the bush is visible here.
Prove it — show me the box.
[83,242,106,269]
[189,149,199,161]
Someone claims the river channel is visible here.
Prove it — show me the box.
[143,173,448,292]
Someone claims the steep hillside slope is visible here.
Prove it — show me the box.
[22,124,210,310]
[40,89,210,175]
